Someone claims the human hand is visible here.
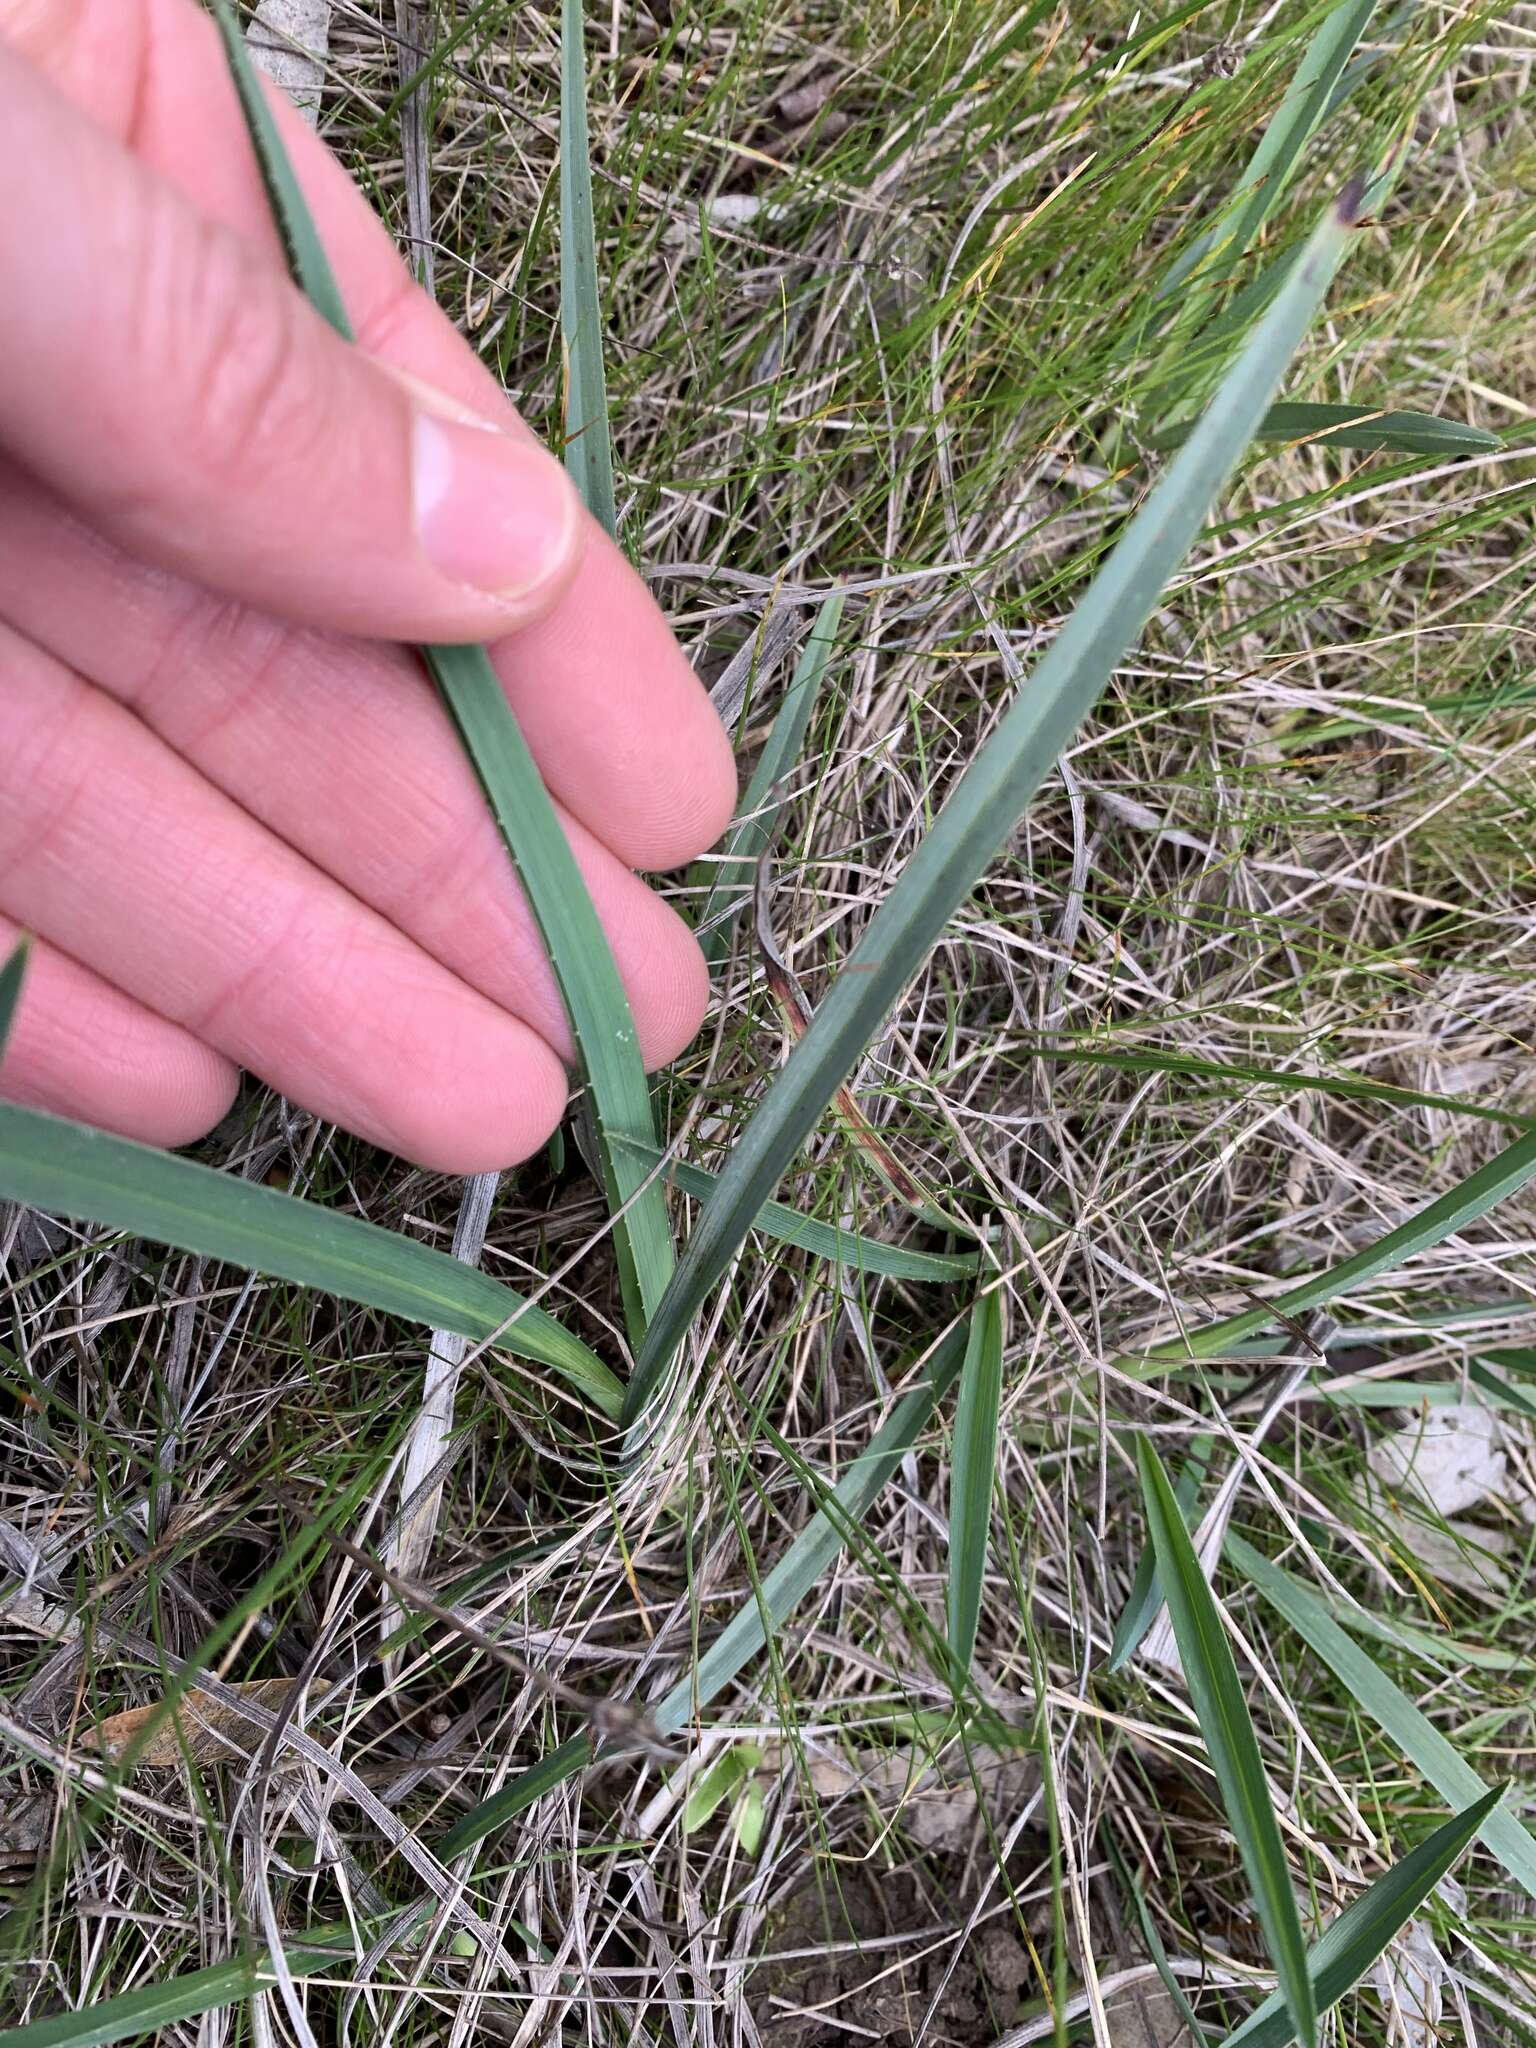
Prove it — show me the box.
[0,0,736,1171]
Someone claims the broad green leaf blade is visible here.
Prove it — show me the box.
[212,3,673,1343]
[1229,1534,1536,1898]
[733,1778,766,1854]
[1137,1439,1316,2048]
[947,1288,1005,1673]
[1220,1787,1503,2048]
[0,1931,355,2048]
[1105,1436,1211,1673]
[0,1104,621,1416]
[698,592,846,971]
[0,938,27,1059]
[624,191,1360,1435]
[1151,403,1501,458]
[609,1133,980,1280]
[1157,0,1376,303]
[437,1318,969,1856]
[425,643,674,1340]
[1026,1043,1534,1134]
[559,0,617,536]
[1133,1127,1536,1372]
[435,1731,593,1857]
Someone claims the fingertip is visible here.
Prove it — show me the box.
[496,530,740,873]
[628,687,740,874]
[372,1029,570,1176]
[0,931,240,1147]
[629,905,713,1071]
[408,402,590,639]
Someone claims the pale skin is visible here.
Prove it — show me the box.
[0,0,738,1172]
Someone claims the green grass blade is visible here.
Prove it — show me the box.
[559,0,616,537]
[0,938,27,1059]
[211,0,672,1343]
[1479,1346,1536,1381]
[0,1104,620,1415]
[208,1,351,329]
[423,644,674,1340]
[1137,1438,1317,2048]
[1134,1126,1536,1371]
[1151,402,1501,457]
[1467,1358,1536,1423]
[1149,144,1406,427]
[1157,0,1376,303]
[1025,1043,1534,1134]
[1229,1534,1536,1899]
[698,592,846,971]
[1105,1436,1211,1673]
[1219,1787,1504,2048]
[947,1287,1005,1675]
[609,1133,980,1280]
[437,1318,969,1856]
[683,1745,754,1829]
[654,1317,967,1731]
[0,1931,355,2048]
[623,190,1360,1435]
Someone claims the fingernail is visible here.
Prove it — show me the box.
[412,411,583,602]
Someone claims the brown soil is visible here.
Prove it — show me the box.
[749,1862,1032,2048]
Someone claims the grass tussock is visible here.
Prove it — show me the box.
[2,1,1536,2043]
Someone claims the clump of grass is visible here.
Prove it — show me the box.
[2,0,1535,2041]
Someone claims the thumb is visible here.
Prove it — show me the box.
[0,40,584,643]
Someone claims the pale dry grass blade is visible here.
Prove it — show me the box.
[386,1168,498,1600]
[394,0,435,291]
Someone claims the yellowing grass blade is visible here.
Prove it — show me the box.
[1138,1439,1316,2048]
[624,188,1362,1437]
[209,0,672,1343]
[0,1104,621,1416]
